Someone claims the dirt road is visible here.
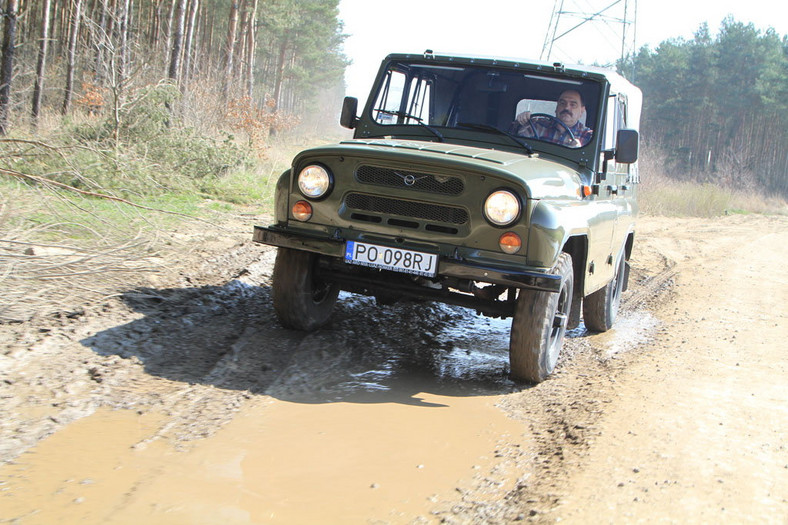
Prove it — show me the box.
[0,213,786,523]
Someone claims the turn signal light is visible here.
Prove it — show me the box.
[499,232,522,254]
[292,200,313,221]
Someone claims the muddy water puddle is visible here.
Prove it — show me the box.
[1,395,524,524]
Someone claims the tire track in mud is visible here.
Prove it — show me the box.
[622,256,677,310]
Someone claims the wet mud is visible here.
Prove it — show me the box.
[1,214,786,523]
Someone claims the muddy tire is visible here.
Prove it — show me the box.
[583,251,626,332]
[509,252,574,383]
[272,248,339,331]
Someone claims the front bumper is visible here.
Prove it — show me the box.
[254,225,561,293]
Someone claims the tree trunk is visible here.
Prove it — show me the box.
[167,0,187,82]
[54,0,68,56]
[244,0,258,98]
[272,38,288,110]
[32,0,51,123]
[118,0,131,90]
[182,0,199,82]
[62,0,83,115]
[92,0,108,84]
[0,0,18,135]
[205,9,214,72]
[163,0,175,75]
[223,0,239,96]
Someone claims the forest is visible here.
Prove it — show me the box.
[620,17,788,198]
[0,0,347,137]
[0,2,785,202]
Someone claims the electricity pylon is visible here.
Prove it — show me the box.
[541,0,638,66]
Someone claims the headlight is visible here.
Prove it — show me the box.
[484,190,521,226]
[297,164,332,199]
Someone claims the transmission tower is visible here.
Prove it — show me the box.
[541,0,638,67]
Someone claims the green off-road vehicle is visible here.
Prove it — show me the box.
[254,51,642,383]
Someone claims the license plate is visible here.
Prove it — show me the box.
[344,241,438,277]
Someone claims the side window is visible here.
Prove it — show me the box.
[603,94,636,178]
[602,95,626,150]
[373,70,406,125]
[372,70,432,125]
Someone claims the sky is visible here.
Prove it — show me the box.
[338,0,788,100]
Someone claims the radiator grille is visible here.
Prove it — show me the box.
[345,193,469,225]
[356,165,464,195]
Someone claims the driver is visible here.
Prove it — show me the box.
[512,89,593,147]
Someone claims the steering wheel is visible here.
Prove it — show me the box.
[528,113,576,144]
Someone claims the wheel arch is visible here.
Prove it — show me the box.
[561,234,588,329]
[624,230,635,260]
[621,230,636,292]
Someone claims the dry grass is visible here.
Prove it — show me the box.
[0,194,165,322]
[637,145,788,217]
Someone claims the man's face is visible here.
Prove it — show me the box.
[555,91,584,127]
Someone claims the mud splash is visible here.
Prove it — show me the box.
[593,311,659,357]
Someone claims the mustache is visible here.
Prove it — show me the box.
[560,110,572,116]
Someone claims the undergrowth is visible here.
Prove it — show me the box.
[0,82,347,322]
[0,82,325,246]
[637,145,787,217]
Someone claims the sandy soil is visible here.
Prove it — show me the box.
[0,213,786,524]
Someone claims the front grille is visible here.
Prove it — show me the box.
[345,193,469,225]
[356,165,464,195]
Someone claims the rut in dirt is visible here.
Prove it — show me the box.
[83,283,519,404]
[81,238,676,405]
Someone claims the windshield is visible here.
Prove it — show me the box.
[370,61,601,149]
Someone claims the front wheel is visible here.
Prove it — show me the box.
[272,248,339,331]
[509,253,574,383]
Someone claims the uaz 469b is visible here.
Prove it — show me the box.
[255,51,642,383]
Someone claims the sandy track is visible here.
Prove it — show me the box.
[0,213,785,523]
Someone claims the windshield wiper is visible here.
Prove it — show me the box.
[376,110,444,142]
[456,122,533,155]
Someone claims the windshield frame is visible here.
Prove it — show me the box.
[354,54,611,166]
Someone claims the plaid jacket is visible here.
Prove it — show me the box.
[513,118,593,147]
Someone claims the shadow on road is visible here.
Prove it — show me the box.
[81,280,524,405]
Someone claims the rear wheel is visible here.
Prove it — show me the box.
[583,251,626,332]
[509,253,574,383]
[272,248,339,331]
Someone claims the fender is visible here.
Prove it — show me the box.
[273,169,291,225]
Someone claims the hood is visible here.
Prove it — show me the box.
[313,139,585,200]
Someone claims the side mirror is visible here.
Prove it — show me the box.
[340,96,358,129]
[615,128,639,164]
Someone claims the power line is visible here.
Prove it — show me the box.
[541,0,638,66]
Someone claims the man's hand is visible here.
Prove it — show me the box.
[515,111,532,126]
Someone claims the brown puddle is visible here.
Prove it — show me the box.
[1,393,523,524]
